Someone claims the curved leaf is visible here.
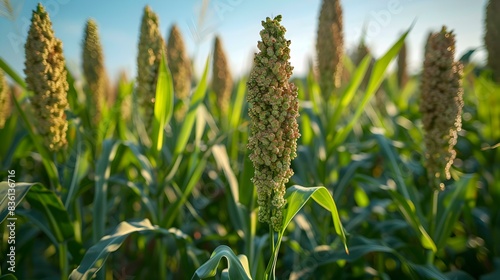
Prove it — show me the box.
[282,185,348,253]
[0,182,73,242]
[192,245,252,280]
[70,219,190,280]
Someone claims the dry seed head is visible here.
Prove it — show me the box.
[420,26,464,191]
[82,18,107,124]
[247,15,300,231]
[137,5,165,127]
[485,0,500,83]
[212,35,233,115]
[316,0,344,97]
[167,24,191,100]
[0,69,11,129]
[24,3,68,152]
[397,40,409,88]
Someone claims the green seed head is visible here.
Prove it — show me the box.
[24,3,69,152]
[137,5,165,127]
[247,15,300,231]
[0,69,11,129]
[316,0,344,97]
[167,24,191,100]
[82,18,107,124]
[420,27,464,191]
[485,0,500,83]
[212,35,233,115]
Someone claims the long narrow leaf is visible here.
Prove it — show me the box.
[192,245,252,280]
[282,185,348,253]
[0,57,26,89]
[70,219,190,280]
[152,51,174,154]
[174,56,210,156]
[93,139,120,243]
[333,28,411,146]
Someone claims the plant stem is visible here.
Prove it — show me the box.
[159,237,167,279]
[429,189,439,238]
[59,242,68,280]
[264,226,275,280]
[264,228,284,280]
[427,189,439,265]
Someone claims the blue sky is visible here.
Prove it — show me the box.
[0,0,488,82]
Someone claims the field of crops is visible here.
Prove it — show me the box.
[1,0,499,279]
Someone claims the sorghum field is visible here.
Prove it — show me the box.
[1,1,499,279]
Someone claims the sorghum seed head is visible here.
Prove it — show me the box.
[137,5,165,127]
[247,15,300,231]
[0,69,11,129]
[24,3,69,152]
[485,0,500,83]
[82,18,107,124]
[316,0,344,97]
[212,35,233,115]
[420,26,464,191]
[167,24,191,100]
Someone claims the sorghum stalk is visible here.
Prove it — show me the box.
[247,15,300,232]
[420,26,464,191]
[316,0,344,98]
[137,5,165,127]
[82,18,107,125]
[24,3,69,153]
[212,35,233,115]
[167,24,191,100]
[0,69,10,129]
[485,0,500,83]
[398,40,408,88]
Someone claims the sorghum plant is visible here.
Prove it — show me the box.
[0,69,10,129]
[247,15,300,232]
[137,5,165,127]
[82,18,107,124]
[485,0,500,82]
[212,35,233,115]
[167,24,191,100]
[24,3,69,152]
[316,0,344,97]
[420,27,464,190]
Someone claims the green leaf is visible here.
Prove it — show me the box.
[282,185,348,253]
[152,51,174,154]
[0,181,33,223]
[11,92,61,190]
[0,57,26,89]
[333,27,411,146]
[0,182,74,242]
[388,189,437,252]
[192,245,252,280]
[174,55,210,156]
[93,139,120,243]
[70,219,190,280]
[163,152,208,228]
[328,54,371,136]
[229,77,247,129]
[290,237,445,280]
[434,175,474,251]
